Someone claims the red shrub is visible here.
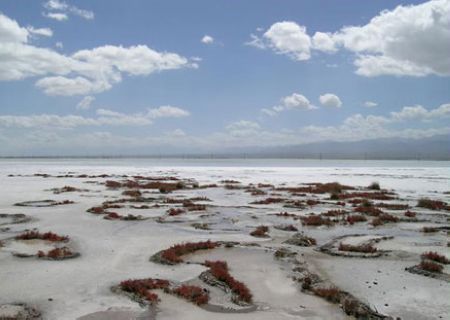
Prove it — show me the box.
[16,231,68,242]
[183,200,206,211]
[379,213,399,223]
[322,210,347,217]
[419,260,443,273]
[313,287,341,303]
[301,215,333,227]
[87,206,105,214]
[422,226,439,233]
[251,197,285,205]
[404,210,416,218]
[205,260,252,303]
[370,218,383,227]
[421,251,449,264]
[122,190,142,197]
[167,208,185,216]
[120,278,170,305]
[173,285,209,305]
[346,215,367,224]
[250,225,269,237]
[338,243,377,253]
[45,247,74,258]
[160,241,219,264]
[104,212,121,220]
[376,203,409,210]
[105,180,122,188]
[337,192,395,201]
[417,198,450,211]
[354,206,383,216]
[306,199,320,206]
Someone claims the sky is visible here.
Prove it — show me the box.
[0,0,449,155]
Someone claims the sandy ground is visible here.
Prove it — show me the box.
[0,159,449,319]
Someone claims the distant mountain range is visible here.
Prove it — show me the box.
[221,135,450,160]
[2,135,449,160]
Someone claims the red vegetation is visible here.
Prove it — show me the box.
[276,224,298,231]
[417,198,450,211]
[104,212,121,220]
[322,210,347,217]
[419,260,443,273]
[250,225,269,237]
[16,231,68,242]
[105,180,122,188]
[338,243,377,253]
[122,190,142,197]
[404,210,417,218]
[160,241,219,264]
[306,199,320,206]
[274,212,299,219]
[421,251,449,264]
[204,260,252,303]
[376,203,409,210]
[370,218,383,227]
[313,286,341,303]
[336,192,396,201]
[346,214,367,224]
[301,215,333,227]
[87,206,105,214]
[378,213,399,223]
[251,197,285,205]
[172,285,209,305]
[37,246,74,259]
[354,205,383,216]
[278,182,354,195]
[422,226,439,233]
[120,278,170,305]
[167,208,185,216]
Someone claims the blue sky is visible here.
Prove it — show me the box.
[0,0,449,155]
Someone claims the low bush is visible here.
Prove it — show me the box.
[419,260,443,273]
[160,241,219,264]
[16,231,68,242]
[204,260,252,303]
[172,285,209,305]
[338,243,377,253]
[250,225,269,237]
[421,251,449,264]
[301,215,333,227]
[313,286,341,303]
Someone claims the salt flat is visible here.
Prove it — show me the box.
[0,159,449,320]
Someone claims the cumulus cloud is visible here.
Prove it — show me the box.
[0,105,190,129]
[76,96,95,110]
[43,12,68,21]
[312,32,337,53]
[262,93,316,116]
[201,35,214,44]
[261,21,311,61]
[0,13,197,95]
[248,0,450,77]
[390,104,450,121]
[319,93,342,108]
[43,0,94,21]
[363,101,378,108]
[26,26,53,37]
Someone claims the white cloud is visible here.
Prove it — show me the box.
[0,13,197,95]
[319,93,342,108]
[55,41,63,49]
[147,106,190,118]
[390,104,450,121]
[76,96,95,110]
[332,0,450,77]
[363,101,378,108]
[248,0,450,77]
[0,106,190,129]
[262,93,316,116]
[245,34,266,49]
[43,0,94,21]
[312,32,337,53]
[43,12,68,21]
[26,26,53,37]
[0,13,28,43]
[201,35,214,44]
[262,21,311,61]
